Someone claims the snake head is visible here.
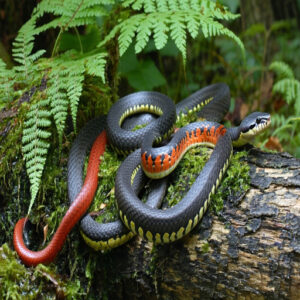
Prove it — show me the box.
[233,112,271,146]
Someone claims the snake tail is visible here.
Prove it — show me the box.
[13,131,107,266]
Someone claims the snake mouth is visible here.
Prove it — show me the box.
[255,115,271,134]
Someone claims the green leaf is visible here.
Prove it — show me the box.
[119,15,143,56]
[170,14,187,61]
[122,59,166,90]
[135,17,153,53]
[269,61,294,79]
[242,23,266,37]
[85,52,107,82]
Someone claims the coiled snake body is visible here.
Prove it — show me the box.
[13,83,270,266]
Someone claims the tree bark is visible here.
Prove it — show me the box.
[93,149,300,300]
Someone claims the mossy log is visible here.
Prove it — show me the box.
[93,149,300,300]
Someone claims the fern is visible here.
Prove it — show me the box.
[10,7,107,211]
[22,96,51,214]
[273,79,300,113]
[0,59,15,105]
[34,0,114,34]
[270,61,300,115]
[12,18,45,83]
[268,61,300,157]
[85,52,107,82]
[6,0,244,215]
[100,0,245,62]
[269,61,294,79]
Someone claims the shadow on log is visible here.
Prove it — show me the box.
[92,149,300,300]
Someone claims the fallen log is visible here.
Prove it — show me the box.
[92,149,300,300]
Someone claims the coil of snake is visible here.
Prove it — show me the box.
[13,83,271,266]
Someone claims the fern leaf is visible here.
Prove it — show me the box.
[85,52,107,82]
[135,16,153,53]
[48,74,68,145]
[170,14,187,61]
[144,0,156,13]
[186,14,200,39]
[156,0,168,12]
[123,0,156,12]
[179,0,190,10]
[34,0,114,33]
[0,59,15,103]
[12,17,45,82]
[119,15,144,56]
[189,0,201,11]
[269,61,294,79]
[152,15,169,49]
[22,97,51,214]
[68,74,84,131]
[109,0,245,60]
[200,16,245,58]
[167,0,180,11]
[273,78,300,114]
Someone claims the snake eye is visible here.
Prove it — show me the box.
[256,118,262,124]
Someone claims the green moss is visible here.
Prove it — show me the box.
[87,147,123,224]
[164,146,250,213]
[163,110,251,212]
[0,243,81,299]
[212,150,250,212]
[201,242,210,253]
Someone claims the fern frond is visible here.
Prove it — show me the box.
[119,15,144,56]
[273,78,300,114]
[48,74,69,146]
[48,54,86,134]
[270,113,286,128]
[34,0,114,33]
[12,17,46,83]
[152,14,169,49]
[186,14,200,39]
[22,96,51,214]
[85,52,107,82]
[269,61,294,79]
[67,74,85,130]
[105,0,244,62]
[167,0,180,11]
[135,16,153,53]
[272,116,300,141]
[0,59,15,103]
[199,16,245,57]
[169,13,187,61]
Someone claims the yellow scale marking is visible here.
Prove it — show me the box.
[155,233,162,244]
[170,232,177,242]
[185,219,193,235]
[130,221,136,234]
[138,227,144,238]
[176,227,185,239]
[146,231,153,242]
[163,233,170,243]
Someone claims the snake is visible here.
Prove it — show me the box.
[115,112,270,244]
[12,82,270,265]
[72,83,232,250]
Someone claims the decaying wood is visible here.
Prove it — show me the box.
[92,149,300,300]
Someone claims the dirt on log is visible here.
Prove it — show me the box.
[93,149,300,300]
